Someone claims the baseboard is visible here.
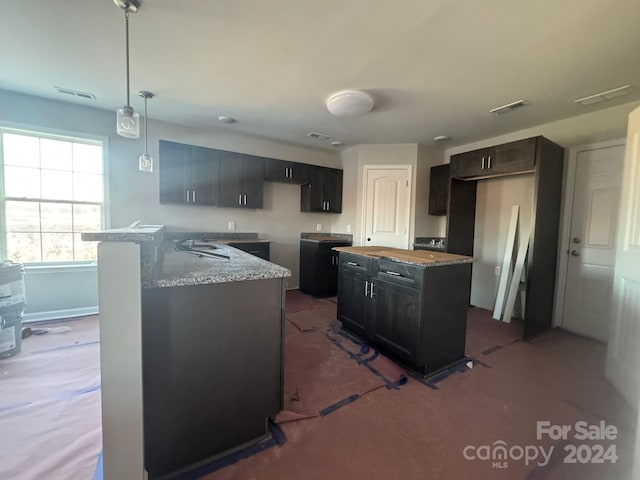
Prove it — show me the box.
[23,306,99,323]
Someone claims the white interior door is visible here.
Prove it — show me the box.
[563,144,625,341]
[362,166,411,248]
[606,105,640,422]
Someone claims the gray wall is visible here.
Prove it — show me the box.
[0,89,341,320]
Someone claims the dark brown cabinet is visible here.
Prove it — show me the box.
[446,135,564,338]
[228,241,270,261]
[264,158,310,184]
[337,252,471,377]
[299,239,351,296]
[159,140,219,206]
[449,137,536,180]
[142,277,284,478]
[218,151,264,209]
[428,164,450,216]
[300,166,343,213]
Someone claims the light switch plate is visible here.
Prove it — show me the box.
[228,221,236,231]
[316,223,322,232]
[346,224,351,233]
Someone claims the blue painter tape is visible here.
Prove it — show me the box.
[178,418,287,479]
[93,452,103,480]
[0,401,33,414]
[319,394,360,416]
[31,340,99,355]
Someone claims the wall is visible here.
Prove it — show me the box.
[415,143,446,238]
[443,100,640,314]
[335,143,437,246]
[0,89,341,319]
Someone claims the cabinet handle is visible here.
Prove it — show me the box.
[370,282,375,298]
[243,194,247,205]
[186,189,190,202]
[327,201,330,211]
[347,261,359,266]
[365,280,369,296]
[239,194,242,205]
[385,271,401,276]
[192,190,196,203]
[481,157,485,169]
[487,155,492,169]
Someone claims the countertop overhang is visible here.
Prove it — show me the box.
[332,246,474,267]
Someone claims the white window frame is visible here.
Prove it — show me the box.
[0,122,110,266]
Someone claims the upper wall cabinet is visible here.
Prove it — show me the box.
[218,151,264,209]
[300,166,343,213]
[449,137,536,180]
[428,164,450,216]
[159,140,219,206]
[264,158,310,184]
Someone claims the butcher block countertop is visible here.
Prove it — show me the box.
[332,246,474,267]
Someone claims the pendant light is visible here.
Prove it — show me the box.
[138,90,154,173]
[114,0,140,138]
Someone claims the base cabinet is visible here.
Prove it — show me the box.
[337,252,471,377]
[141,279,284,479]
[300,239,351,296]
[228,241,270,261]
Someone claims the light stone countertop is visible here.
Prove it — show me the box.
[332,246,474,267]
[81,227,289,288]
[144,242,290,289]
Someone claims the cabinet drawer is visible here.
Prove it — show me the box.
[339,253,372,274]
[376,259,424,288]
[228,242,270,261]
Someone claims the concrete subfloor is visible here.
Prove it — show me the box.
[203,290,637,480]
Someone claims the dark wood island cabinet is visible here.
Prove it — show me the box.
[299,236,352,296]
[335,247,473,377]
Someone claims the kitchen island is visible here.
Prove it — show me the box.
[82,226,290,480]
[333,246,473,378]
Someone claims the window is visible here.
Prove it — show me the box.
[1,129,105,263]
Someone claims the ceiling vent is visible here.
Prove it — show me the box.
[490,99,527,115]
[574,85,632,106]
[54,86,96,100]
[307,132,331,140]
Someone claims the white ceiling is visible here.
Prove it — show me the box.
[1,0,639,151]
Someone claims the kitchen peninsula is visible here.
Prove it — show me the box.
[334,246,473,378]
[82,226,290,480]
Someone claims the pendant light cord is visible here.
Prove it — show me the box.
[125,10,131,108]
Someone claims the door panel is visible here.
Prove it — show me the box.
[337,268,369,338]
[563,144,625,341]
[606,106,640,421]
[190,146,219,206]
[218,151,244,207]
[363,168,410,248]
[371,279,421,363]
[159,140,189,205]
[242,155,264,209]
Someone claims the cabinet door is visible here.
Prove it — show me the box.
[490,137,536,176]
[289,162,310,184]
[264,158,290,183]
[190,146,219,206]
[323,168,343,213]
[449,148,492,179]
[371,278,422,365]
[337,267,370,339]
[241,155,264,209]
[218,151,245,207]
[300,166,324,212]
[264,159,310,184]
[428,164,450,215]
[159,140,190,205]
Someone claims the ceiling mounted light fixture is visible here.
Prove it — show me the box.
[574,85,632,106]
[490,99,527,115]
[114,0,140,138]
[326,90,374,117]
[138,90,154,173]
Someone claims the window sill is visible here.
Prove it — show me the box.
[24,262,98,275]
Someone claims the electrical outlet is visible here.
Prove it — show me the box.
[494,265,501,276]
[228,221,236,231]
[346,224,351,233]
[316,223,322,232]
